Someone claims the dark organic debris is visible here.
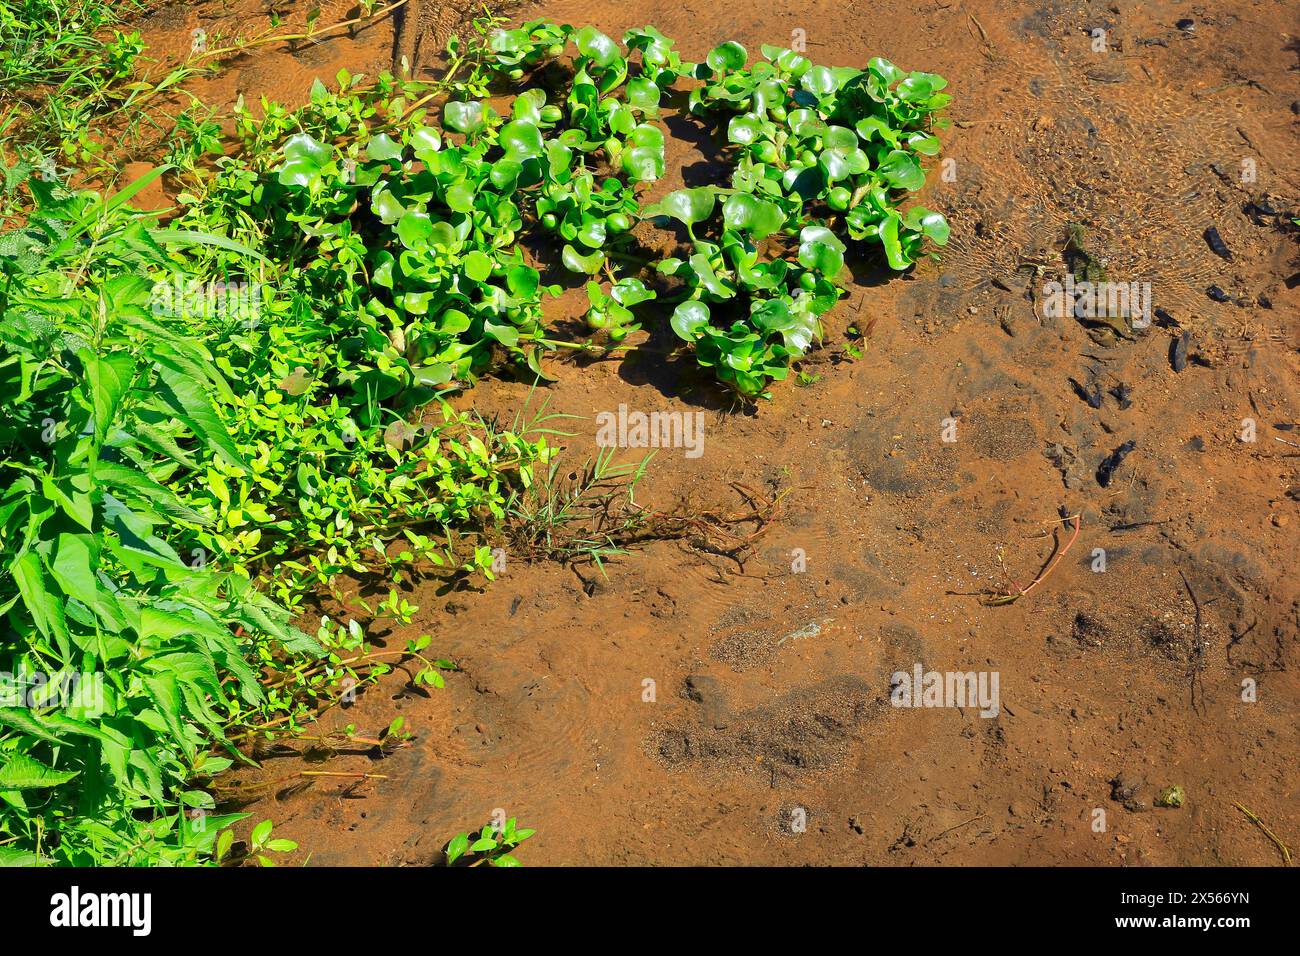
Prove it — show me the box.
[1176,18,1195,32]
[1206,284,1230,302]
[1071,377,1104,408]
[1203,226,1232,260]
[1153,307,1178,328]
[1243,200,1279,226]
[1097,440,1137,487]
[1064,223,1106,283]
[1110,771,1150,813]
[1170,331,1192,371]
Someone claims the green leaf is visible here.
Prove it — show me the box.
[146,229,272,265]
[462,250,493,282]
[0,754,78,790]
[722,193,785,240]
[371,186,406,224]
[499,120,544,162]
[0,708,63,745]
[801,65,839,98]
[562,244,604,274]
[81,350,132,448]
[145,672,194,757]
[855,116,902,147]
[820,146,869,182]
[444,100,486,134]
[410,126,442,162]
[707,41,747,74]
[627,77,661,114]
[95,461,205,523]
[904,206,950,245]
[396,210,435,249]
[445,182,476,213]
[251,819,274,846]
[276,133,330,187]
[366,133,403,162]
[154,363,246,470]
[671,300,711,341]
[878,149,925,191]
[575,26,622,69]
[728,114,765,146]
[11,549,72,659]
[878,212,912,269]
[446,832,469,863]
[906,131,942,155]
[644,187,716,228]
[798,225,846,277]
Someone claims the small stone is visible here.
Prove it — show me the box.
[1272,514,1289,528]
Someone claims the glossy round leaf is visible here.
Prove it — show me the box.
[397,210,434,249]
[706,41,747,74]
[877,149,925,190]
[445,183,476,213]
[366,133,403,162]
[820,146,869,181]
[575,26,621,69]
[878,212,911,270]
[728,114,765,146]
[282,132,330,167]
[444,101,485,134]
[462,250,493,282]
[797,225,846,277]
[801,65,838,98]
[371,186,406,224]
[562,244,604,274]
[644,187,716,227]
[499,120,544,162]
[722,193,785,240]
[903,206,950,245]
[409,126,442,163]
[671,301,711,341]
[627,77,661,113]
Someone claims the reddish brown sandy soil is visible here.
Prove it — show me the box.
[136,0,1299,864]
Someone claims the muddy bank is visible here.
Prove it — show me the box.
[175,0,1299,865]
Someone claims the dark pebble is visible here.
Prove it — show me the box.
[1206,285,1230,302]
